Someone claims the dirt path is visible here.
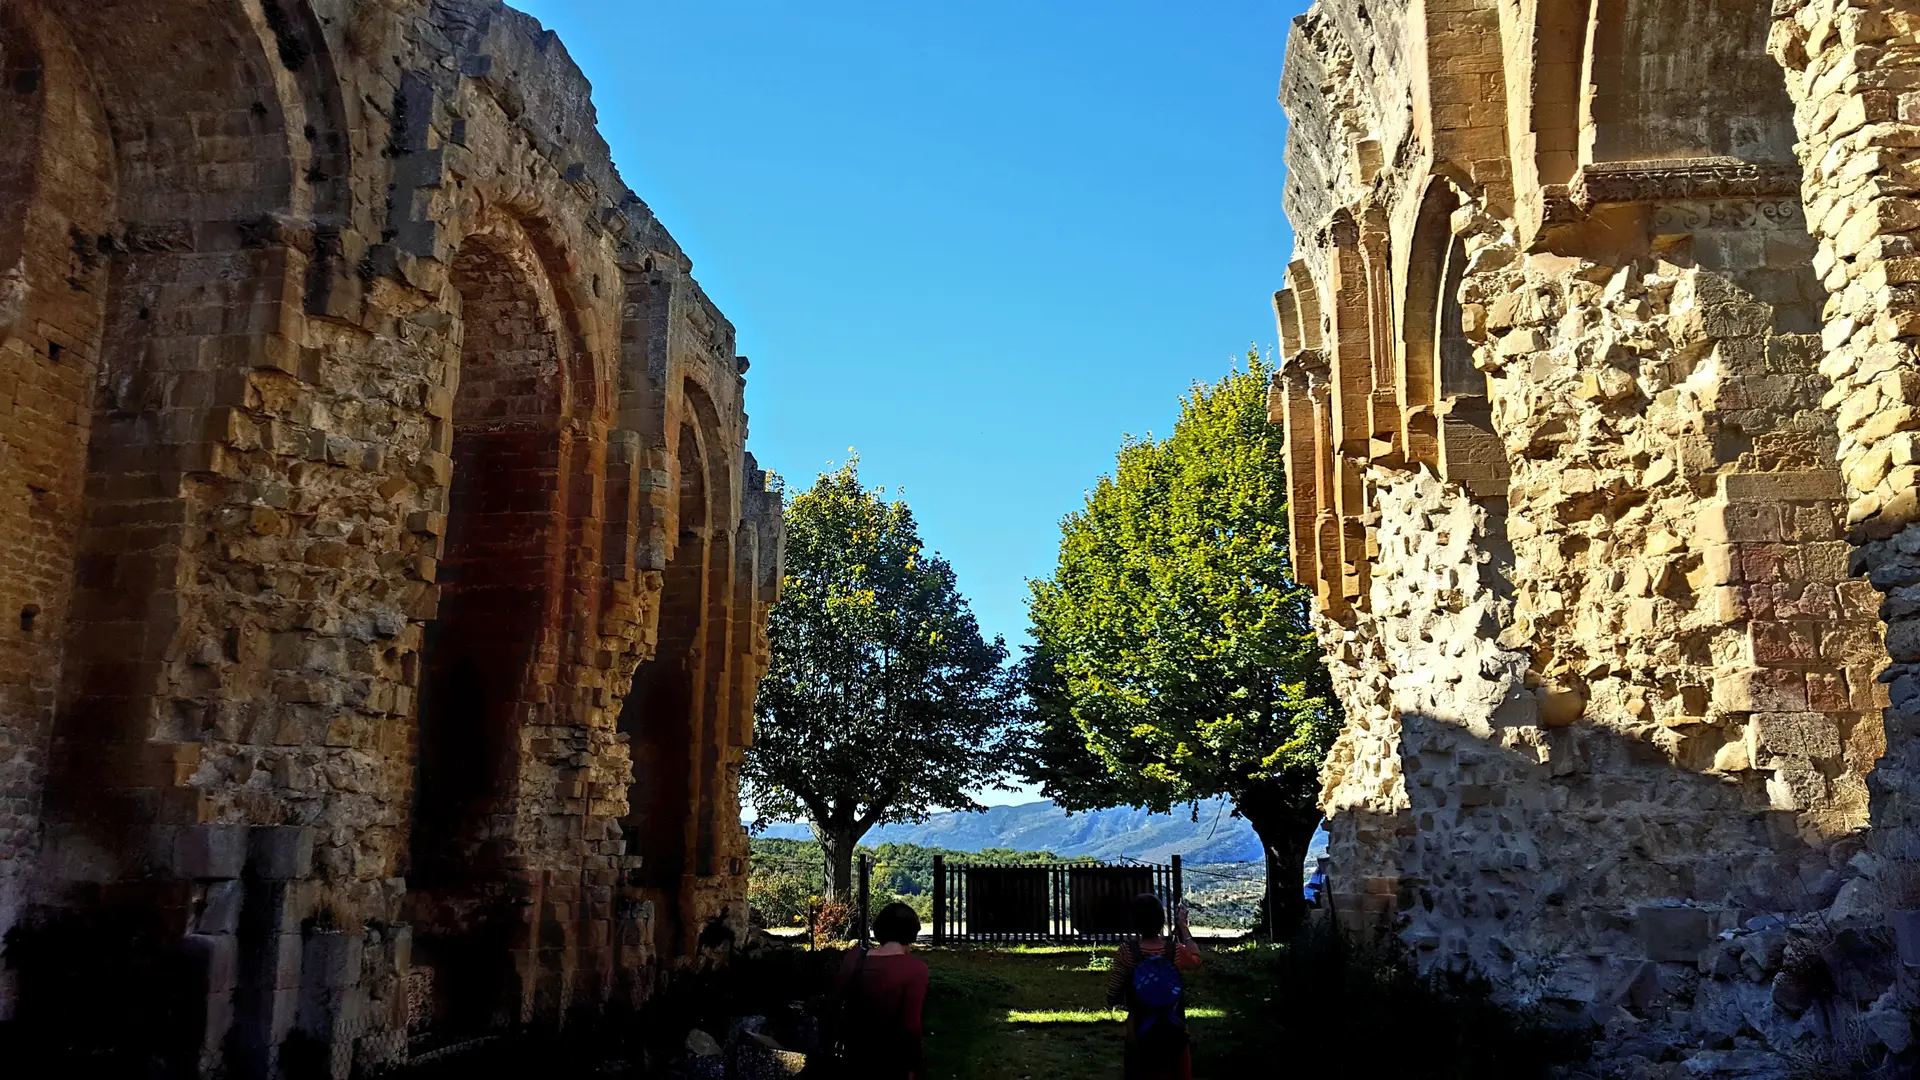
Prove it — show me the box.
[920,946,1228,1080]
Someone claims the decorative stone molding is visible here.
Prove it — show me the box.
[1650,199,1804,232]
[1571,157,1802,210]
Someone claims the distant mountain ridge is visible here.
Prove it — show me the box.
[756,798,1263,864]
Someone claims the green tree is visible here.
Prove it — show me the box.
[747,460,1016,902]
[1020,352,1340,933]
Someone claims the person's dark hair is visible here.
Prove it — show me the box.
[1130,893,1165,938]
[873,902,921,946]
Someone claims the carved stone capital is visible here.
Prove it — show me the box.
[1540,184,1581,225]
[1283,348,1332,389]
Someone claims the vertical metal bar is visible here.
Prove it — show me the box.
[1053,865,1062,941]
[857,853,872,946]
[1172,855,1184,909]
[932,855,946,946]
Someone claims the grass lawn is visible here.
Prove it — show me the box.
[920,946,1233,1080]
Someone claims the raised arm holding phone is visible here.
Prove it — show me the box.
[1105,893,1202,1080]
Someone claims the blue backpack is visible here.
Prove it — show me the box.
[1127,942,1187,1056]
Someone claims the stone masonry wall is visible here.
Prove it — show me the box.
[0,2,782,1076]
[1277,1,1920,1073]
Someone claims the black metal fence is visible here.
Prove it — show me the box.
[928,854,1183,944]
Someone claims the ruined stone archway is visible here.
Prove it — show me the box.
[33,0,327,875]
[406,226,570,1031]
[0,2,783,1068]
[0,4,117,1020]
[1277,0,1895,1067]
[0,2,344,1067]
[617,420,710,956]
[412,232,567,883]
[682,380,737,893]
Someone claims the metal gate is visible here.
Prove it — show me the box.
[929,855,1182,944]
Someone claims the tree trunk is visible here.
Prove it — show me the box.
[1243,807,1319,941]
[815,820,860,905]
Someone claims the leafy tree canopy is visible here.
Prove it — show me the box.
[1019,353,1340,929]
[747,458,1016,899]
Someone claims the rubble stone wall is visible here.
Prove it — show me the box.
[1277,0,1919,1072]
[0,1,781,1075]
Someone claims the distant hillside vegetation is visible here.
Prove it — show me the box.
[756,798,1262,864]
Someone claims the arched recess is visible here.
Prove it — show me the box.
[1575,0,1815,322]
[0,2,117,969]
[411,234,567,889]
[1423,183,1514,565]
[1360,207,1401,467]
[404,229,569,1032]
[254,0,357,316]
[1327,212,1375,605]
[1581,0,1796,166]
[1401,180,1457,470]
[682,382,736,885]
[33,0,306,876]
[616,421,710,951]
[1281,263,1342,615]
[6,0,349,1058]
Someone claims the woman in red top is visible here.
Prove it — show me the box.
[1105,893,1203,1080]
[826,902,931,1080]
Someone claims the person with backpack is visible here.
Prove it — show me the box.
[1105,892,1202,1080]
[815,902,930,1080]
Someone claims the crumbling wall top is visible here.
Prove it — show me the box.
[430,1,737,340]
[1279,1,1414,248]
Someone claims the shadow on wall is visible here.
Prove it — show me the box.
[1325,707,1894,1052]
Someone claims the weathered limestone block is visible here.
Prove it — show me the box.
[0,1,782,1074]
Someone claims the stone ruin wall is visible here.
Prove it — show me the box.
[1278,0,1920,1071]
[0,1,782,1075]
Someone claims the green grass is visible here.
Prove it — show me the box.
[917,936,1586,1080]
[920,946,1233,1080]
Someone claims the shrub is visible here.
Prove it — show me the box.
[810,901,853,948]
[748,864,818,927]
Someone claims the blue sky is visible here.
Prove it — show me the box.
[511,1,1301,663]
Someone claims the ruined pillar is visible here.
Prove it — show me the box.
[1771,0,1920,876]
